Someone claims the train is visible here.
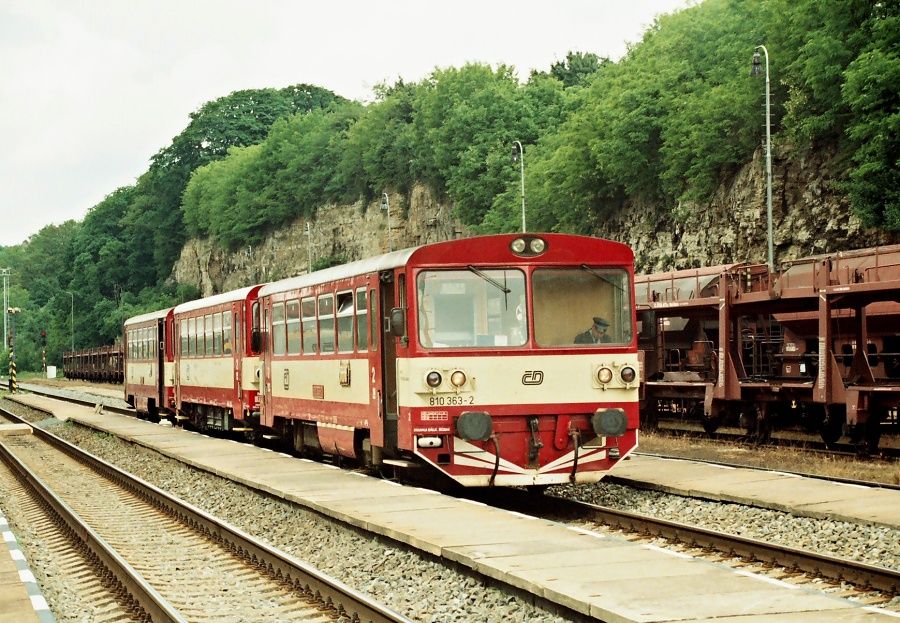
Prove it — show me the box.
[124,233,641,487]
[636,244,900,452]
[62,344,124,383]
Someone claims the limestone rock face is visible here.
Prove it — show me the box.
[171,184,465,296]
[171,150,899,294]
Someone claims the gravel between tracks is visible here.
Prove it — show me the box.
[17,415,573,623]
[6,389,900,615]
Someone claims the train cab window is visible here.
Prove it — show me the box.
[356,288,368,351]
[204,314,214,356]
[213,313,222,355]
[415,269,527,348]
[272,302,287,356]
[336,291,354,353]
[180,320,188,356]
[223,312,233,355]
[286,300,301,354]
[318,294,335,353]
[533,267,632,347]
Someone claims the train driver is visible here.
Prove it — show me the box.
[574,316,612,344]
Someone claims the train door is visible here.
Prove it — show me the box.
[379,270,402,452]
[231,303,242,418]
[156,318,165,414]
[260,301,273,427]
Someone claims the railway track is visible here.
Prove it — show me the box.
[0,406,411,623]
[469,488,900,596]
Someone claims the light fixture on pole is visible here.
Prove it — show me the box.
[511,141,526,232]
[381,192,393,252]
[65,290,74,351]
[751,45,774,271]
[1,268,9,350]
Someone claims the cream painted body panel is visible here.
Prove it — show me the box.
[179,357,232,389]
[397,353,639,406]
[242,356,261,392]
[269,358,371,404]
[125,361,173,387]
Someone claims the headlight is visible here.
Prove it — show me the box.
[450,370,467,387]
[510,238,526,254]
[529,238,546,254]
[620,366,636,383]
[425,371,442,387]
[597,367,613,384]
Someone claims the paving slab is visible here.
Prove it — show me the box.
[41,403,899,622]
[0,424,32,437]
[0,512,52,623]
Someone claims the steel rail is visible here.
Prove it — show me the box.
[475,489,900,594]
[0,440,186,623]
[0,406,412,623]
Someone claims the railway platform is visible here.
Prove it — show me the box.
[609,455,900,529]
[0,506,53,623]
[7,393,898,622]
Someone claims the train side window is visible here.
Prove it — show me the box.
[370,289,378,352]
[224,312,233,355]
[336,291,354,353]
[204,314,213,356]
[318,293,335,353]
[356,288,368,352]
[141,327,148,360]
[301,297,316,354]
[180,320,188,357]
[197,317,204,356]
[272,302,287,356]
[286,299,301,354]
[213,312,222,355]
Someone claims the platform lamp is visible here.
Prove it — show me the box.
[511,141,526,232]
[381,192,393,252]
[751,45,774,271]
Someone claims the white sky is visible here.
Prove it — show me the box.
[0,0,688,247]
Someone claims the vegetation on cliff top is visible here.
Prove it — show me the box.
[1,0,896,370]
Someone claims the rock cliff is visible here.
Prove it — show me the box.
[172,148,899,294]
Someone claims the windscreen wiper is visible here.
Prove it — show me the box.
[467,265,511,294]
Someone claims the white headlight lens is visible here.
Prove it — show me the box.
[426,371,442,387]
[511,238,526,253]
[529,238,546,253]
[597,367,613,384]
[450,370,467,387]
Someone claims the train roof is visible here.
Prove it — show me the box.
[124,307,172,327]
[173,285,262,315]
[259,247,419,297]
[260,233,632,298]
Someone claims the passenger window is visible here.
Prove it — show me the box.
[180,320,188,356]
[356,288,368,351]
[223,312,233,355]
[286,300,301,354]
[301,298,316,353]
[213,312,222,355]
[336,291,354,353]
[273,302,286,356]
[318,294,335,353]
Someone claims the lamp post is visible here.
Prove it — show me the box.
[7,307,20,392]
[751,45,774,271]
[381,192,393,252]
[65,291,74,351]
[511,141,526,232]
[1,268,9,350]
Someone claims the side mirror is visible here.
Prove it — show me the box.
[251,329,265,352]
[389,308,406,338]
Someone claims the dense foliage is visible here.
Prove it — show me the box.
[2,0,896,371]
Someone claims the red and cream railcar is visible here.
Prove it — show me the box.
[172,285,263,431]
[124,308,175,419]
[257,233,639,487]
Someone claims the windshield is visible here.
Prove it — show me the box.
[417,269,527,348]
[533,267,632,347]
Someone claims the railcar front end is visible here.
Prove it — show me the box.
[398,234,639,486]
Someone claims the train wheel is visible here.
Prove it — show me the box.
[863,408,884,456]
[819,405,845,445]
[641,403,660,430]
[695,404,720,435]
